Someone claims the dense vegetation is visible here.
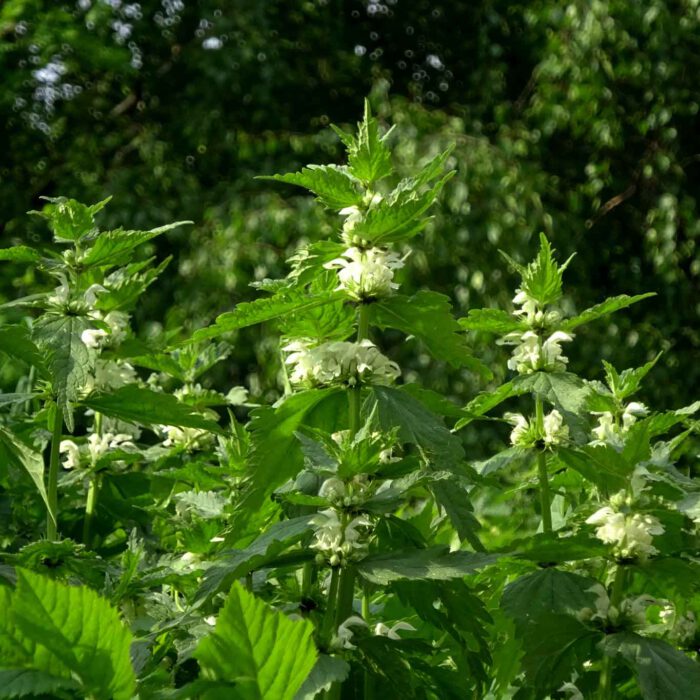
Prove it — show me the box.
[0,2,699,698]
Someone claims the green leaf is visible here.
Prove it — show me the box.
[502,233,574,307]
[188,291,343,344]
[261,165,363,210]
[603,633,700,700]
[372,291,492,376]
[79,221,191,267]
[474,446,534,476]
[31,197,108,242]
[32,313,96,430]
[352,173,454,245]
[501,568,601,625]
[0,246,41,263]
[513,371,590,414]
[343,99,394,183]
[371,385,466,473]
[3,569,135,700]
[294,655,350,700]
[430,481,485,552]
[558,445,631,491]
[602,354,662,400]
[458,308,526,335]
[82,384,223,433]
[506,530,609,563]
[244,389,341,509]
[197,515,315,602]
[0,326,47,373]
[561,293,656,332]
[0,669,78,699]
[195,582,317,700]
[455,381,522,430]
[356,547,498,584]
[0,428,51,519]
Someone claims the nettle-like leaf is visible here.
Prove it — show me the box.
[294,655,350,700]
[0,326,48,373]
[32,313,96,430]
[0,428,51,518]
[513,371,591,415]
[351,172,454,245]
[195,581,317,700]
[501,233,574,307]
[0,569,135,700]
[260,165,363,210]
[99,255,171,310]
[187,289,344,344]
[560,293,656,332]
[332,99,394,184]
[78,221,191,268]
[0,246,41,263]
[455,381,523,430]
[602,633,700,700]
[82,384,223,433]
[602,353,662,400]
[29,196,110,243]
[372,291,492,376]
[558,445,630,492]
[356,547,498,584]
[458,308,526,335]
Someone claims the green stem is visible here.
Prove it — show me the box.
[362,585,373,699]
[301,560,314,600]
[82,473,101,546]
[534,395,552,534]
[323,566,341,642]
[334,566,356,629]
[599,565,627,699]
[46,404,63,541]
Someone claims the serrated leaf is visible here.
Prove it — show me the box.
[30,197,100,242]
[558,445,631,491]
[455,381,522,430]
[343,99,394,183]
[561,293,656,332]
[0,326,47,373]
[603,632,700,700]
[356,547,498,584]
[80,221,191,267]
[474,446,534,476]
[602,353,662,400]
[188,291,344,344]
[458,308,526,335]
[82,384,223,433]
[197,515,315,602]
[0,246,41,263]
[0,428,51,520]
[372,291,492,376]
[294,655,350,700]
[0,669,78,699]
[195,581,317,700]
[261,165,363,210]
[352,172,454,245]
[32,313,96,430]
[513,371,590,414]
[4,569,135,700]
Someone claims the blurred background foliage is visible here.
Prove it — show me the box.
[1,0,699,422]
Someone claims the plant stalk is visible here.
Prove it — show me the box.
[46,404,63,541]
[599,565,627,699]
[82,473,101,546]
[534,395,552,533]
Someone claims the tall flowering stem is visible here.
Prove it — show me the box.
[46,404,63,541]
[82,410,103,546]
[534,395,553,533]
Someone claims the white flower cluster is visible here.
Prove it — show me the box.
[498,330,573,374]
[284,339,400,388]
[512,288,561,327]
[333,615,414,650]
[505,409,569,448]
[159,425,214,452]
[83,359,137,394]
[659,604,697,645]
[81,309,130,350]
[586,503,664,559]
[60,432,136,470]
[310,508,371,566]
[324,246,404,301]
[590,401,648,448]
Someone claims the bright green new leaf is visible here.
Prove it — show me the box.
[458,308,526,335]
[83,384,223,433]
[30,196,110,243]
[372,290,492,376]
[79,221,192,267]
[260,165,363,210]
[187,291,344,344]
[513,371,590,415]
[0,569,135,700]
[455,381,523,430]
[561,293,656,332]
[195,581,317,700]
[602,353,662,400]
[0,246,41,263]
[0,669,78,699]
[356,547,498,584]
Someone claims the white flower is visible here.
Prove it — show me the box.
[504,410,568,448]
[499,330,573,374]
[660,607,697,644]
[586,505,664,559]
[310,508,371,564]
[558,681,584,700]
[86,432,135,465]
[543,409,569,447]
[324,246,404,300]
[83,360,137,394]
[59,439,81,469]
[334,615,367,650]
[84,284,108,307]
[47,275,71,307]
[160,425,213,451]
[319,478,347,503]
[374,621,416,640]
[103,310,130,345]
[81,328,108,349]
[283,339,400,388]
[590,401,649,448]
